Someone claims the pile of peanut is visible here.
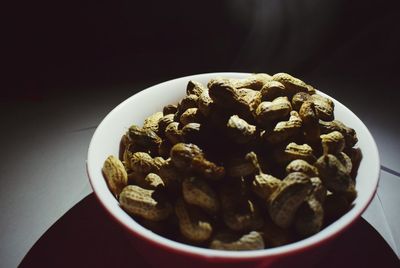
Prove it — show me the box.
[102,73,362,251]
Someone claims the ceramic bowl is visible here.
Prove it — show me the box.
[87,73,380,267]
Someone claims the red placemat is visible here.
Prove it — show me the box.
[19,194,399,268]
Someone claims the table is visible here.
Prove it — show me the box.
[0,77,399,267]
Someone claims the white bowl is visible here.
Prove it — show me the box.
[87,72,380,267]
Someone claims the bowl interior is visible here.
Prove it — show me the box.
[87,72,380,259]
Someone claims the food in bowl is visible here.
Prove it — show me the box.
[100,72,363,251]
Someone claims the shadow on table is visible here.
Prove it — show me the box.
[19,193,399,268]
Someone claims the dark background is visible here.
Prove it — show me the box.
[4,0,400,100]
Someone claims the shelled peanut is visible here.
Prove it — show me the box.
[102,73,362,251]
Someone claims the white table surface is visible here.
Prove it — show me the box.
[1,80,399,267]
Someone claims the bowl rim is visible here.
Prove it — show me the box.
[87,72,380,260]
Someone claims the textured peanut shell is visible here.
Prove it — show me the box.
[272,73,309,96]
[182,177,219,214]
[268,172,312,228]
[319,120,358,148]
[163,104,178,115]
[221,184,263,231]
[310,94,334,121]
[186,80,207,96]
[143,111,163,133]
[158,114,175,136]
[177,94,198,114]
[135,173,164,190]
[228,73,272,90]
[158,159,183,195]
[128,125,162,154]
[119,185,172,221]
[180,107,203,126]
[197,89,213,116]
[314,154,352,193]
[309,177,327,204]
[175,199,213,242]
[208,78,253,120]
[226,154,258,178]
[164,122,183,145]
[191,156,225,180]
[255,97,292,125]
[294,197,324,237]
[252,173,282,201]
[336,152,353,174]
[299,101,320,143]
[181,123,202,144]
[260,80,286,101]
[292,92,312,111]
[129,152,155,175]
[299,101,318,125]
[235,87,262,115]
[263,111,302,144]
[320,131,345,155]
[275,142,317,164]
[210,231,265,251]
[260,217,292,247]
[286,159,318,177]
[226,115,257,144]
[102,155,128,197]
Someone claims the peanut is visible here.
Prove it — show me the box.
[210,231,265,251]
[275,142,317,165]
[221,182,264,231]
[102,155,128,197]
[197,89,213,116]
[262,110,302,144]
[158,114,175,136]
[186,80,207,96]
[180,107,203,126]
[119,185,172,221]
[309,177,327,204]
[170,143,225,180]
[226,152,258,178]
[260,80,286,101]
[181,122,202,144]
[300,101,321,144]
[336,152,353,175]
[129,152,155,175]
[255,96,292,126]
[294,196,324,237]
[268,172,312,228]
[314,154,352,193]
[292,92,312,111]
[286,159,318,177]
[226,115,257,144]
[260,216,292,248]
[175,198,213,242]
[164,122,183,145]
[143,111,163,133]
[310,94,334,121]
[252,173,282,201]
[208,78,253,120]
[272,73,311,96]
[321,131,345,155]
[182,177,219,214]
[163,104,178,115]
[136,173,164,190]
[319,120,358,148]
[228,73,272,90]
[128,125,162,155]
